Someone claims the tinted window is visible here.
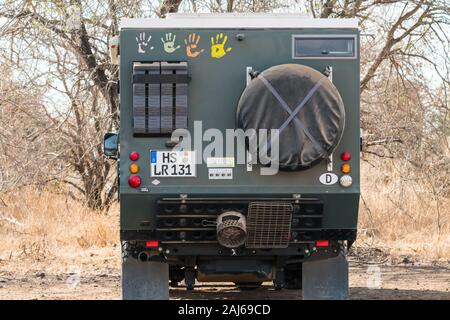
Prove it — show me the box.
[294,37,356,58]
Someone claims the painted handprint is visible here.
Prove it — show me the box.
[184,33,205,58]
[211,33,232,59]
[136,32,154,54]
[161,33,180,53]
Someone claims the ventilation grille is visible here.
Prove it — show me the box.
[245,202,293,249]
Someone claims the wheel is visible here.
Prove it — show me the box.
[285,263,302,290]
[235,282,263,290]
[186,284,195,291]
[122,256,169,300]
[302,251,348,300]
[274,284,283,291]
[169,266,185,288]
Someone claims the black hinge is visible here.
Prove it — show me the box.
[133,74,190,84]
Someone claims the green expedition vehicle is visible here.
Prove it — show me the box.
[104,13,360,300]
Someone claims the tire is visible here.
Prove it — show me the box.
[169,266,185,288]
[122,256,169,300]
[234,282,263,290]
[285,263,302,290]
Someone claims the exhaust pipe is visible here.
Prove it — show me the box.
[138,251,150,262]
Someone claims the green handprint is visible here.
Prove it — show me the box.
[161,33,180,53]
[211,33,232,59]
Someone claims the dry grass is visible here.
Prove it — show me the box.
[358,162,450,260]
[0,163,448,266]
[0,189,119,265]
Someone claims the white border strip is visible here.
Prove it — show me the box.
[121,18,358,30]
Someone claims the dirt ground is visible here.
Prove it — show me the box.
[0,248,449,300]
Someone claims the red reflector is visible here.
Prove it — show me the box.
[146,241,159,248]
[128,175,141,188]
[341,151,351,161]
[130,151,140,161]
[315,240,329,247]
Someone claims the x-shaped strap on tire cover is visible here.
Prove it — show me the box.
[257,74,326,154]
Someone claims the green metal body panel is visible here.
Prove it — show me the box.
[118,27,360,236]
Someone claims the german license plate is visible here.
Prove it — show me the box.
[150,151,196,177]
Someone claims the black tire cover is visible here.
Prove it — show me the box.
[237,64,345,170]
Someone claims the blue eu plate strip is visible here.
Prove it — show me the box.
[150,151,157,164]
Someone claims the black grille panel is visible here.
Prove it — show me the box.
[156,229,217,242]
[245,202,293,249]
[152,197,358,245]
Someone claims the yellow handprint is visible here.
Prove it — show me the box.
[211,33,232,59]
[185,33,205,58]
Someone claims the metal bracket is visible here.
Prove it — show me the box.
[246,67,254,173]
[246,151,253,172]
[246,66,253,86]
[165,137,182,148]
[326,66,334,172]
[180,194,188,204]
[327,154,334,172]
[133,73,190,84]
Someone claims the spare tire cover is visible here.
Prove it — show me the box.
[237,64,345,170]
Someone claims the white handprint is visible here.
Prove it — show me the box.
[136,32,154,54]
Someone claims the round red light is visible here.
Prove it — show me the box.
[129,151,140,161]
[341,151,351,161]
[128,176,141,188]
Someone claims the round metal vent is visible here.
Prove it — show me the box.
[216,212,247,248]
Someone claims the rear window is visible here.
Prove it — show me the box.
[293,36,356,59]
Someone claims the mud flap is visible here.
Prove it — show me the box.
[122,257,169,300]
[302,253,349,300]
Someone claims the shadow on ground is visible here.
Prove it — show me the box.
[1,262,449,300]
[171,284,450,300]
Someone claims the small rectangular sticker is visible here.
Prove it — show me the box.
[207,157,235,168]
[209,168,233,180]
